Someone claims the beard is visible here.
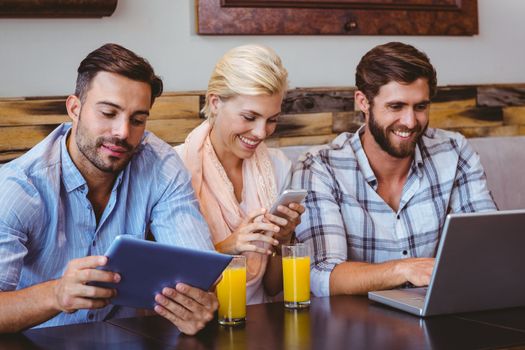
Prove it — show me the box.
[368,109,427,159]
[75,115,135,174]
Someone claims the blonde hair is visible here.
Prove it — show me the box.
[202,44,288,119]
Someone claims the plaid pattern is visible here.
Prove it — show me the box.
[292,127,497,296]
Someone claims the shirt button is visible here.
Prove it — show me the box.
[92,241,96,247]
[88,313,94,320]
[397,215,400,220]
[402,250,408,255]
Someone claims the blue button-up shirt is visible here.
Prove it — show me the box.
[0,123,213,328]
[292,127,497,297]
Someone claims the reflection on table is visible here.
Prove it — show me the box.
[3,295,525,350]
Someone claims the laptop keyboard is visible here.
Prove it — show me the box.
[401,287,428,301]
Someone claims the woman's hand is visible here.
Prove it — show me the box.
[214,208,280,255]
[264,202,305,245]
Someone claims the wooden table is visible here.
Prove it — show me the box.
[2,296,525,349]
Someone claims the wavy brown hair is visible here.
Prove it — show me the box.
[355,42,437,103]
[75,43,163,106]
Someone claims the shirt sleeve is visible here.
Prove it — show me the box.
[449,136,498,213]
[291,151,349,297]
[0,167,41,291]
[149,151,214,251]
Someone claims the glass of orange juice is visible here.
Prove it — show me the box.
[282,243,310,309]
[217,255,246,325]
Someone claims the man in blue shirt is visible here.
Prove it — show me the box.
[0,43,217,334]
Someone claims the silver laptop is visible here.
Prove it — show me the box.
[368,209,525,316]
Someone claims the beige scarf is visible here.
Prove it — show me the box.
[179,120,278,287]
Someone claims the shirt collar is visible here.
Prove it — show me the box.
[351,126,378,186]
[413,140,424,178]
[60,127,127,194]
[60,127,88,193]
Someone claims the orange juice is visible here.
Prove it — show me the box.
[282,256,310,304]
[217,265,246,324]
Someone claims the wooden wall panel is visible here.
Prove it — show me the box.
[147,119,204,144]
[149,95,201,120]
[332,111,363,133]
[0,98,68,126]
[503,106,525,125]
[267,134,338,148]
[429,107,503,129]
[0,125,58,151]
[478,86,525,107]
[282,88,355,114]
[275,113,333,137]
[448,125,520,138]
[1,83,525,163]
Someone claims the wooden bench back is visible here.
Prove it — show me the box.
[1,85,524,163]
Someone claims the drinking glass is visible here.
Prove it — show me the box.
[282,243,310,309]
[217,255,247,325]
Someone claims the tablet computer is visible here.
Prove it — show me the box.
[93,235,232,309]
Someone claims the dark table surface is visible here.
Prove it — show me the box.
[3,295,525,350]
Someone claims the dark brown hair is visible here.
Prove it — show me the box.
[75,43,163,105]
[355,42,437,102]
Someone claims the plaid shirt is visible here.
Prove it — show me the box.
[292,127,497,296]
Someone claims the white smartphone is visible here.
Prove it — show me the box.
[269,189,308,215]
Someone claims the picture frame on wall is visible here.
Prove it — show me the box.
[197,0,478,35]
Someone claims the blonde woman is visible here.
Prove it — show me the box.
[175,44,304,304]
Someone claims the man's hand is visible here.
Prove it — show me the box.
[396,257,435,287]
[154,283,218,335]
[52,256,119,313]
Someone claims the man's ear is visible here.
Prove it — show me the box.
[65,95,81,122]
[354,90,370,114]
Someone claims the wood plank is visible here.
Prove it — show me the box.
[332,111,364,133]
[149,95,202,120]
[430,98,477,111]
[429,107,503,129]
[519,126,525,136]
[282,88,354,114]
[0,125,58,152]
[0,98,68,126]
[0,94,203,125]
[432,86,477,107]
[146,119,203,144]
[0,151,25,163]
[448,125,519,138]
[267,134,337,147]
[431,86,477,110]
[274,113,333,137]
[502,106,525,125]
[478,86,525,107]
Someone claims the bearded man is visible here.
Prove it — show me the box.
[292,42,497,297]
